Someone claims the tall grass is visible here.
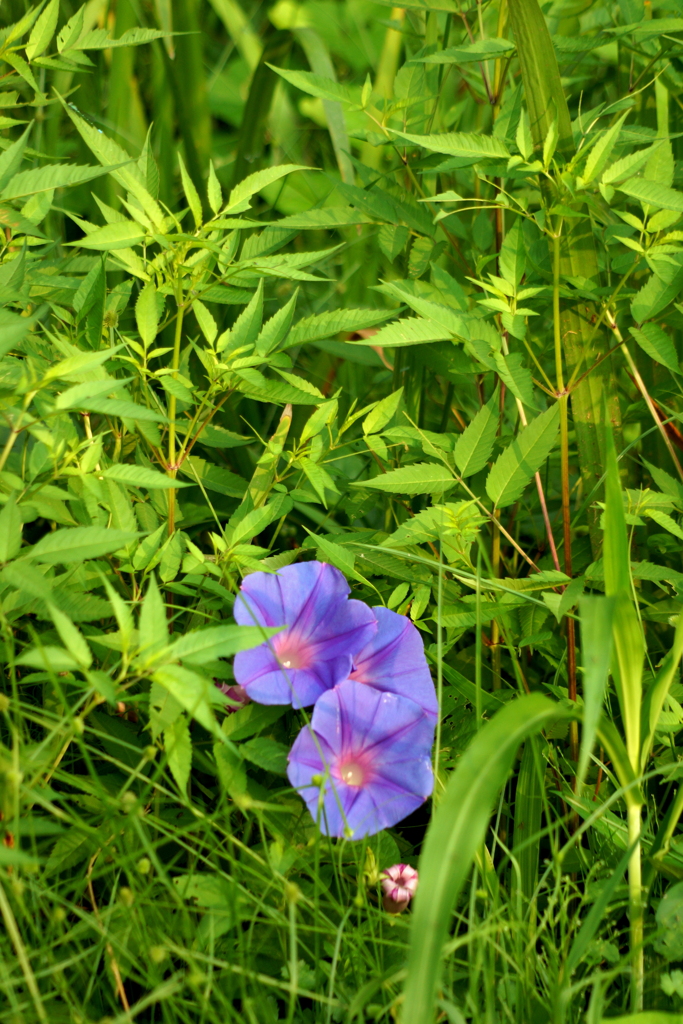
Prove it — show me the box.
[2,0,683,1021]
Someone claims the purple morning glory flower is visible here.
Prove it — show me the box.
[349,607,438,720]
[287,679,434,839]
[233,561,376,708]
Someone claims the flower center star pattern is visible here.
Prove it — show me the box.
[233,561,376,708]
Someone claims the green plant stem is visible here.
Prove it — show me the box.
[167,286,185,535]
[0,879,48,1024]
[627,800,643,1013]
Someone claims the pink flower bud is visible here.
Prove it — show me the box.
[215,682,250,713]
[380,863,418,914]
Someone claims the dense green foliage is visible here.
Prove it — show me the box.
[4,0,683,1020]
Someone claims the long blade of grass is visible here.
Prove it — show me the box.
[402,693,573,1022]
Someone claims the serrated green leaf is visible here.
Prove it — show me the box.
[166,624,281,665]
[178,457,247,497]
[486,404,560,507]
[601,142,663,185]
[152,664,222,738]
[164,715,192,792]
[0,124,32,190]
[71,397,168,423]
[207,161,222,215]
[419,38,515,64]
[454,389,499,477]
[47,602,92,668]
[25,0,59,60]
[225,164,310,215]
[139,575,168,660]
[25,526,139,564]
[1,162,120,202]
[356,317,452,349]
[584,112,629,184]
[101,464,189,490]
[617,178,683,213]
[286,308,392,348]
[364,388,403,435]
[356,462,455,495]
[266,65,355,105]
[178,151,202,228]
[390,129,509,161]
[240,736,289,774]
[135,282,158,349]
[630,323,679,373]
[74,26,171,49]
[68,219,145,250]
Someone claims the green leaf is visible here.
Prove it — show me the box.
[266,65,355,106]
[71,397,168,423]
[0,495,22,561]
[583,112,629,184]
[255,289,298,355]
[454,389,499,478]
[355,462,455,496]
[15,646,79,672]
[178,457,248,497]
[618,178,683,213]
[485,404,559,507]
[240,736,288,774]
[419,38,515,64]
[402,694,572,1022]
[640,614,683,772]
[56,4,84,51]
[363,388,403,435]
[0,125,32,190]
[314,533,356,578]
[225,164,310,215]
[499,222,526,287]
[222,703,286,742]
[25,0,59,60]
[44,344,123,383]
[629,323,679,374]
[164,716,192,793]
[47,602,92,669]
[577,596,614,785]
[178,151,202,229]
[357,317,452,349]
[219,279,263,352]
[26,526,139,564]
[135,282,158,349]
[68,220,145,250]
[138,575,168,661]
[604,432,643,772]
[152,664,222,737]
[1,163,122,202]
[389,129,509,161]
[286,308,393,348]
[602,142,663,185]
[512,740,543,901]
[207,161,222,215]
[102,464,188,490]
[631,262,683,323]
[74,26,172,49]
[166,624,281,665]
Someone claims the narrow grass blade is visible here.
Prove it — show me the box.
[402,694,573,1022]
[577,595,614,785]
[512,738,543,903]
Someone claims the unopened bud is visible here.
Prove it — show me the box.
[380,864,418,915]
[119,887,134,907]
